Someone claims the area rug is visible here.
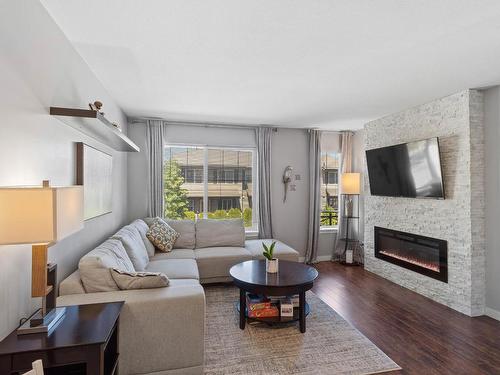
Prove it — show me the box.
[204,285,400,375]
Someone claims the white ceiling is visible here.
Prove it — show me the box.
[41,0,500,129]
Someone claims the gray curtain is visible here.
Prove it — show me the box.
[333,131,354,260]
[256,127,273,238]
[305,130,322,263]
[146,120,165,217]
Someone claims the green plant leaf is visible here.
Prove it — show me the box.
[270,241,276,257]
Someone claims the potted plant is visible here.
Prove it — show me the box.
[263,241,278,273]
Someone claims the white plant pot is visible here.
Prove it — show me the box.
[266,258,279,273]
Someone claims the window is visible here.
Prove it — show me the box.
[164,145,257,230]
[324,170,338,184]
[185,168,203,183]
[224,170,234,183]
[321,150,340,227]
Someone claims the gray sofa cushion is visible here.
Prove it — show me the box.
[130,219,156,257]
[194,246,252,279]
[245,239,300,262]
[112,225,150,271]
[79,238,135,293]
[151,248,196,260]
[166,219,196,249]
[146,259,200,280]
[195,219,245,248]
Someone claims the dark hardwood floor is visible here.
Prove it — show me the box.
[311,262,500,375]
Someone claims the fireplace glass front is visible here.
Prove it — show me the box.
[374,227,448,282]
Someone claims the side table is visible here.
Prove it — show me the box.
[0,302,124,375]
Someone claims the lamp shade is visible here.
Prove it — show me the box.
[341,173,361,195]
[0,186,83,245]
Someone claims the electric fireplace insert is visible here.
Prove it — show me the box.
[374,226,448,282]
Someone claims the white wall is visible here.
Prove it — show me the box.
[483,86,500,317]
[0,1,129,340]
[127,124,346,258]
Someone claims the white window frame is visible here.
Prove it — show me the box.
[165,143,259,232]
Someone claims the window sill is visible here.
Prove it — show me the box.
[320,227,338,234]
[245,230,259,239]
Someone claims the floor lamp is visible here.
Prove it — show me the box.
[341,173,360,264]
[0,182,83,334]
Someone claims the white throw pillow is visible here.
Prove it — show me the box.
[146,217,180,252]
[112,225,150,271]
[111,268,169,290]
[79,239,135,293]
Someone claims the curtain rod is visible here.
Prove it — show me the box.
[128,117,272,130]
[128,117,346,132]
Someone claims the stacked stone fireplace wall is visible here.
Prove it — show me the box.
[363,89,485,316]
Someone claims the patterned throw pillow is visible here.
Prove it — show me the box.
[146,217,180,252]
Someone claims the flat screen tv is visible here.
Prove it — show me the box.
[366,137,445,199]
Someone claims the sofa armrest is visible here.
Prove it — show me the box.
[57,285,205,375]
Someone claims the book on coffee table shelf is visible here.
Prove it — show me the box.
[248,305,279,318]
[268,295,300,307]
[244,293,298,319]
[280,298,294,318]
[246,294,271,311]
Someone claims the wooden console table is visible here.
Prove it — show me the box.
[0,302,123,375]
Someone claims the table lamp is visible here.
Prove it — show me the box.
[0,181,83,335]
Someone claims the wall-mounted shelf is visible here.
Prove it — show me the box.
[50,107,140,152]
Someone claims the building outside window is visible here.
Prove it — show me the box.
[321,150,340,228]
[164,145,256,230]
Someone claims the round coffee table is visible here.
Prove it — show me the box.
[229,260,318,333]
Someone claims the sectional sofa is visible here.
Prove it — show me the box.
[57,218,299,375]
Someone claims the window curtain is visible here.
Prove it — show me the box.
[305,129,322,263]
[333,131,354,260]
[256,127,273,238]
[146,120,165,217]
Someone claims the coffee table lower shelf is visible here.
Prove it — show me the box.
[235,302,310,325]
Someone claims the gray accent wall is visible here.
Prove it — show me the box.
[363,90,486,316]
[484,86,500,317]
[0,2,129,339]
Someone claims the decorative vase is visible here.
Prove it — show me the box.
[266,258,279,273]
[345,197,353,217]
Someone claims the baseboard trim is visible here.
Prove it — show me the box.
[299,255,332,263]
[485,307,500,321]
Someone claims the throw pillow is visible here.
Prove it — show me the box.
[111,268,169,290]
[195,219,245,248]
[79,239,135,293]
[112,225,150,271]
[166,219,196,249]
[146,217,180,252]
[130,219,156,257]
